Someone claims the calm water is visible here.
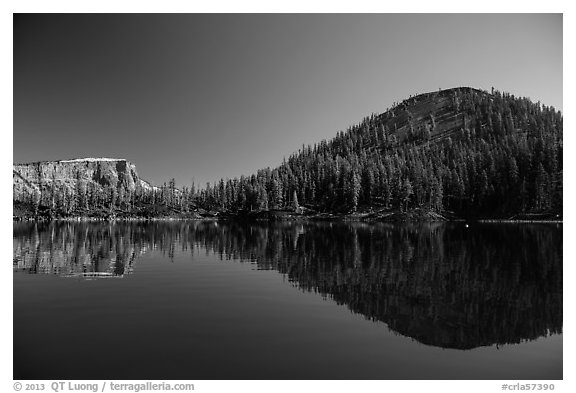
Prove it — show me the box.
[13,220,562,380]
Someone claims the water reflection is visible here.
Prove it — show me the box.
[13,222,146,277]
[13,220,562,350]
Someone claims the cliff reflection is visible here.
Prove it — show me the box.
[13,222,147,277]
[13,220,562,350]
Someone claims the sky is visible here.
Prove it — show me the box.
[13,14,563,188]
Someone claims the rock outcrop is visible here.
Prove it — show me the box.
[13,158,153,203]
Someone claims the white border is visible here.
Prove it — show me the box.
[3,3,572,393]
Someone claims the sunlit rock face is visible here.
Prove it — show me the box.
[13,158,152,202]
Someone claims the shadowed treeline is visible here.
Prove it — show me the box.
[13,220,562,350]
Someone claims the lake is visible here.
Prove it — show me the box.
[13,220,562,380]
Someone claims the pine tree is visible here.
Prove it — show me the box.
[117,186,125,210]
[349,171,361,212]
[31,188,41,215]
[169,178,176,207]
[292,190,300,212]
[109,186,117,213]
[219,179,226,209]
[401,178,413,212]
[535,163,547,211]
[258,185,269,210]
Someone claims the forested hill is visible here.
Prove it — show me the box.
[13,87,562,220]
[196,87,562,219]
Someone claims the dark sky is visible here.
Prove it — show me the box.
[13,14,562,188]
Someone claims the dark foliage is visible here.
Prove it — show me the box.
[196,88,562,218]
[14,87,562,219]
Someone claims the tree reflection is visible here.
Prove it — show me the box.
[13,220,562,349]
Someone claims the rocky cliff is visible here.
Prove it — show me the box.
[13,158,153,203]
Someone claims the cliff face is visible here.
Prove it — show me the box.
[13,158,151,201]
[374,87,483,143]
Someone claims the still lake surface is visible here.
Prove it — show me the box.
[13,220,562,380]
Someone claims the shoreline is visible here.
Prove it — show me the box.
[12,214,563,224]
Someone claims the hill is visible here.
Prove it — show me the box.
[196,87,562,219]
[13,87,563,220]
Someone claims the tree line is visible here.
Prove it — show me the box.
[193,88,562,217]
[15,88,562,218]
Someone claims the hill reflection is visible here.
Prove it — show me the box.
[13,220,562,350]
